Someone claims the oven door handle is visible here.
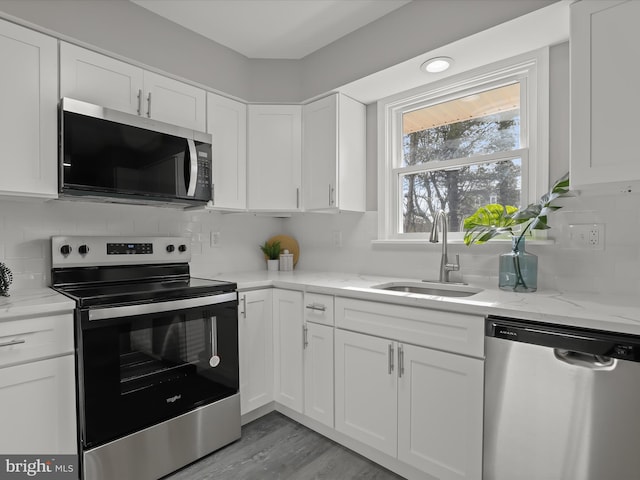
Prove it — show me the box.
[87,292,237,321]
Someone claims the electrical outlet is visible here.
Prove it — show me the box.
[332,231,343,247]
[567,223,604,250]
[211,231,221,247]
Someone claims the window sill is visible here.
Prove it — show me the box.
[371,238,555,246]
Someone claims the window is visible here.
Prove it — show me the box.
[377,49,549,241]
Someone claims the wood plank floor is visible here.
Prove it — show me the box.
[163,411,405,480]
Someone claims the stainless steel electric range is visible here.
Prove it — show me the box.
[50,236,240,480]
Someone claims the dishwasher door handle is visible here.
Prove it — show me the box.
[554,349,617,370]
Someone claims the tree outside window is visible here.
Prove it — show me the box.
[399,83,523,234]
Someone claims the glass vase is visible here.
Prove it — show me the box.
[498,236,537,292]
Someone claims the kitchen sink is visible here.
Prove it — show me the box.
[371,281,482,298]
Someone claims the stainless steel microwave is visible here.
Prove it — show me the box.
[59,97,212,206]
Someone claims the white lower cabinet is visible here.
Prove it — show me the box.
[238,289,273,415]
[303,322,334,428]
[335,329,397,456]
[397,344,484,480]
[334,298,484,480]
[273,289,304,412]
[0,355,77,454]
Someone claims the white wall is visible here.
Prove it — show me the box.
[0,0,556,103]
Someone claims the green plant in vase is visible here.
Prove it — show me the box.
[463,173,570,292]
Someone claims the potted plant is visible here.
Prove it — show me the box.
[463,173,570,292]
[259,240,281,271]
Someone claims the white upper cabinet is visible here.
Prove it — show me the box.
[0,19,58,198]
[60,42,143,114]
[60,42,206,131]
[570,0,640,192]
[207,93,247,210]
[247,105,302,211]
[303,93,366,212]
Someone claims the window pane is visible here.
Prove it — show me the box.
[401,158,521,233]
[402,83,520,167]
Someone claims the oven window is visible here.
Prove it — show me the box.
[120,313,209,394]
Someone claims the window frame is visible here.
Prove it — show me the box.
[377,48,549,242]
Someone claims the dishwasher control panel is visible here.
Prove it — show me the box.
[486,316,640,363]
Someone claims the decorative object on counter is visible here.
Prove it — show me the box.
[279,249,294,271]
[260,240,281,271]
[267,234,300,267]
[463,173,571,292]
[0,262,13,296]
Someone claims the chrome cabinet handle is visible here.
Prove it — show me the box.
[303,324,309,349]
[296,188,300,209]
[305,303,326,312]
[146,92,152,118]
[240,295,247,318]
[388,343,394,374]
[186,138,198,197]
[328,184,333,206]
[137,89,142,116]
[0,339,26,348]
[398,345,405,378]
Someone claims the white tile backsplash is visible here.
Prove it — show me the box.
[2,190,639,295]
[0,199,284,289]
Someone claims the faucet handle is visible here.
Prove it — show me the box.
[446,254,460,272]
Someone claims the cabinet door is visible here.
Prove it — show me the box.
[335,329,397,457]
[207,92,247,210]
[303,322,334,428]
[60,42,143,115]
[570,0,640,190]
[272,289,304,413]
[143,70,206,131]
[302,93,366,212]
[0,355,77,454]
[303,94,337,210]
[398,344,483,480]
[238,289,273,415]
[0,20,57,198]
[247,105,302,211]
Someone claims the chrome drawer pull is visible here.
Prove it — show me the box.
[0,339,26,348]
[305,303,326,312]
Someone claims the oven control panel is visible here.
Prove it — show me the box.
[107,242,153,255]
[51,236,190,268]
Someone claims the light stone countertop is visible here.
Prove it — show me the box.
[208,270,640,336]
[0,288,75,321]
[3,272,639,336]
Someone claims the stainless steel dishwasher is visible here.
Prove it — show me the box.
[484,315,640,480]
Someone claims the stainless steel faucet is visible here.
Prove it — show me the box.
[429,209,460,283]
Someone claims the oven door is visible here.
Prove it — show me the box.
[77,292,238,449]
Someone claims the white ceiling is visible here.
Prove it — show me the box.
[130,0,411,59]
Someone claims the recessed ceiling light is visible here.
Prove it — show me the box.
[420,57,454,73]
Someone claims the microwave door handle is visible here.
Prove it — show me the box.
[186,138,198,197]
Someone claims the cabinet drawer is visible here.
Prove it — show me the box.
[304,293,334,326]
[0,314,74,368]
[335,297,483,358]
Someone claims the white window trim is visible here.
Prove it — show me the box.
[376,48,549,242]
